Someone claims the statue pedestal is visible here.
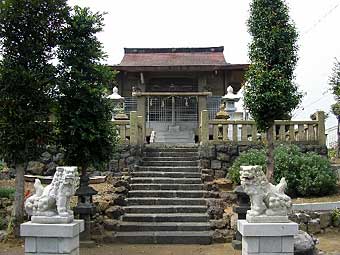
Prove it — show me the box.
[20,220,84,255]
[237,220,298,255]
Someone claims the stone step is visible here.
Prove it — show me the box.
[122,213,209,222]
[155,139,195,144]
[144,147,198,152]
[141,161,199,167]
[127,197,207,206]
[118,222,211,232]
[131,177,202,184]
[144,152,198,157]
[128,190,205,198]
[125,205,207,214]
[131,183,203,190]
[135,166,199,173]
[113,231,212,244]
[143,156,199,161]
[132,171,201,178]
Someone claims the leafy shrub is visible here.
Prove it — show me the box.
[228,144,337,197]
[331,208,340,226]
[0,187,15,199]
[229,148,266,184]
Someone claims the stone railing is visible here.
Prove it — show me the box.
[200,110,326,145]
[112,111,145,145]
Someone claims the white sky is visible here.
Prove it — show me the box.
[69,0,340,129]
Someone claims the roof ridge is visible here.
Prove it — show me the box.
[124,46,224,54]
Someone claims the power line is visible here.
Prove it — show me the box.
[293,89,331,118]
[302,1,340,35]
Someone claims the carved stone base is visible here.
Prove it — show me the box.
[31,215,74,224]
[246,214,289,223]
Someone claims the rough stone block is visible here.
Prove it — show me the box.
[319,212,331,229]
[217,153,230,162]
[202,168,214,176]
[307,219,321,234]
[211,160,221,170]
[200,159,210,169]
[214,170,226,178]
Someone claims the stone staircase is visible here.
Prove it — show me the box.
[113,145,212,244]
[154,130,195,144]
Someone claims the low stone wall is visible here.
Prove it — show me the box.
[289,210,340,235]
[91,144,143,241]
[199,143,329,243]
[0,196,13,240]
[199,144,328,180]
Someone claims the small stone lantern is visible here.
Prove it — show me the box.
[221,86,241,119]
[107,86,128,120]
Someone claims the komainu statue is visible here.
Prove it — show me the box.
[25,166,79,223]
[240,165,292,223]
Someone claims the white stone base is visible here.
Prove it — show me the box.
[31,215,74,224]
[237,220,298,255]
[21,220,84,255]
[246,214,289,223]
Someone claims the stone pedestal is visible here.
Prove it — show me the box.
[20,220,84,255]
[238,220,298,255]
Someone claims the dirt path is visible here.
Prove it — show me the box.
[0,243,241,255]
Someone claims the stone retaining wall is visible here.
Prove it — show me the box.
[199,144,328,180]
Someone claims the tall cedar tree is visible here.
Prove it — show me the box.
[329,60,340,157]
[0,0,68,234]
[57,7,116,176]
[244,0,302,182]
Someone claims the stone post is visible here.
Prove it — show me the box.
[238,220,298,255]
[316,111,326,146]
[200,110,209,144]
[136,96,146,128]
[130,111,138,145]
[21,220,84,255]
[198,95,207,126]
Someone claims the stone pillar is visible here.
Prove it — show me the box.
[315,111,326,146]
[136,96,146,127]
[198,95,208,127]
[21,220,84,255]
[238,220,298,255]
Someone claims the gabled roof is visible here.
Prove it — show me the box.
[119,46,228,66]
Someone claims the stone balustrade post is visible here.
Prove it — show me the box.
[315,111,326,146]
[200,110,209,144]
[130,111,138,145]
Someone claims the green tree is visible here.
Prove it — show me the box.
[0,0,68,234]
[329,59,340,157]
[244,0,302,182]
[57,6,116,178]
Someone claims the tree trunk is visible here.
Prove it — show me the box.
[13,163,25,237]
[266,125,275,183]
[337,116,340,158]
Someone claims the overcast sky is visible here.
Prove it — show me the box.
[69,0,340,129]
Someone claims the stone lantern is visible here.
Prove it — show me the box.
[107,86,128,120]
[221,86,241,119]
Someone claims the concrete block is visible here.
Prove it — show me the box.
[59,236,79,253]
[25,237,36,253]
[238,220,298,237]
[282,236,294,252]
[21,220,84,238]
[259,236,281,253]
[36,237,58,253]
[242,236,259,253]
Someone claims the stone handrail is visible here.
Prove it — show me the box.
[112,111,145,145]
[200,110,326,145]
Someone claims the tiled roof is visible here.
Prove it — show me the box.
[119,46,228,66]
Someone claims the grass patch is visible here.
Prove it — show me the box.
[0,187,15,199]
